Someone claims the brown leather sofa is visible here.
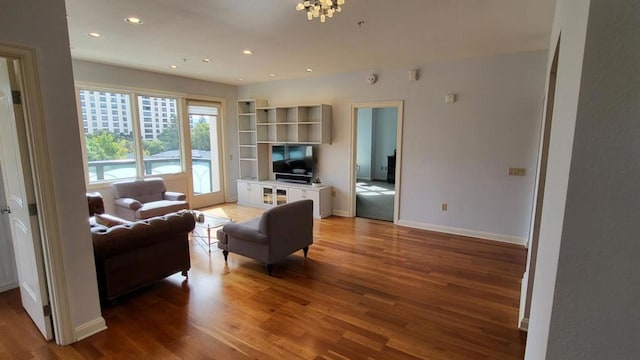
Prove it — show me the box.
[88,193,195,302]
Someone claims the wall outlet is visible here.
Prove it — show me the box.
[508,168,526,176]
[441,203,448,211]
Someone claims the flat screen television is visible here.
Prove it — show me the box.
[272,145,314,182]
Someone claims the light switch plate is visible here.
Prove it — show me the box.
[508,168,526,176]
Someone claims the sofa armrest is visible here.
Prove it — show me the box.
[115,197,143,210]
[164,191,186,201]
[222,222,268,244]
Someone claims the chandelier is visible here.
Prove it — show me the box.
[296,0,346,23]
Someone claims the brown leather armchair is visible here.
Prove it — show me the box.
[216,199,314,275]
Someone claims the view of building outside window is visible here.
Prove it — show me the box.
[80,89,137,181]
[79,89,217,189]
[136,95,182,176]
[80,90,185,182]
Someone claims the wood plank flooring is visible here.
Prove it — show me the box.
[0,203,527,359]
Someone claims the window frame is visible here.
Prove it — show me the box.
[75,85,187,185]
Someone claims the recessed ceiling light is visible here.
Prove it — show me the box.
[238,78,244,81]
[169,65,177,69]
[306,68,313,72]
[269,73,276,77]
[202,58,211,63]
[243,50,253,55]
[88,32,102,38]
[124,17,143,25]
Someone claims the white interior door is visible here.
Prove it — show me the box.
[0,57,53,339]
[187,100,225,208]
[0,162,18,292]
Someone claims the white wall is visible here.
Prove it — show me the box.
[527,0,640,358]
[239,51,546,243]
[72,60,239,203]
[371,108,397,181]
[0,0,103,341]
[356,108,373,180]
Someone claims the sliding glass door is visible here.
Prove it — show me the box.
[187,100,224,208]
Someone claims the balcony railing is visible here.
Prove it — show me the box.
[88,158,215,194]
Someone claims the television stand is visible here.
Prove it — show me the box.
[236,179,332,218]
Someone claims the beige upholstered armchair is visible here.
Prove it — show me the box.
[216,199,314,275]
[112,177,189,221]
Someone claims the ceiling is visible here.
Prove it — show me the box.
[65,0,556,86]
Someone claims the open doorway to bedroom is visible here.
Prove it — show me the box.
[349,101,404,223]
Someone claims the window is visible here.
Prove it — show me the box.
[137,95,182,176]
[78,88,184,183]
[79,89,137,183]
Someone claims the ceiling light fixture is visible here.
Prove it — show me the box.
[124,17,143,24]
[88,32,102,38]
[243,50,253,55]
[269,73,276,77]
[169,65,177,69]
[306,68,313,72]
[202,58,211,63]
[296,0,345,23]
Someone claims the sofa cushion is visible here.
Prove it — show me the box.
[135,200,189,219]
[113,178,166,203]
[220,218,268,245]
[95,213,131,227]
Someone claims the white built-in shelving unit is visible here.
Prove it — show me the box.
[237,99,332,181]
[236,99,333,216]
[237,99,268,180]
[255,104,332,144]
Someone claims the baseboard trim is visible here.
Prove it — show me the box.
[396,220,526,246]
[332,210,349,217]
[0,282,18,293]
[519,317,529,331]
[75,317,107,342]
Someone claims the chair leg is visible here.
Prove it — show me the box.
[266,264,273,276]
[222,250,228,262]
[303,246,309,258]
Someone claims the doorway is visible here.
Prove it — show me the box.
[186,100,225,209]
[349,101,404,223]
[0,55,53,340]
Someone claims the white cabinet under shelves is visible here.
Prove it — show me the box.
[237,180,332,218]
[237,180,262,205]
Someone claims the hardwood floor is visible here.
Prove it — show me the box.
[0,203,527,359]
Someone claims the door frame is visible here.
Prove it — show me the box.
[184,98,227,209]
[0,43,74,344]
[349,101,404,223]
[519,37,561,331]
